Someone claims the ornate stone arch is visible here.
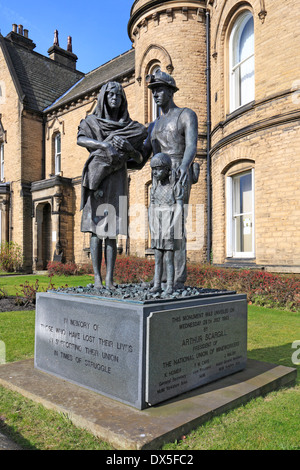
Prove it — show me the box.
[212,1,255,115]
[136,44,174,85]
[46,116,65,141]
[222,158,255,176]
[218,143,255,174]
[212,0,265,57]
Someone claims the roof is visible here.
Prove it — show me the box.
[45,48,135,112]
[0,34,84,113]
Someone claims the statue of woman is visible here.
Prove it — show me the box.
[77,81,147,289]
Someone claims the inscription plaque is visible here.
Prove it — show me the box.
[35,293,144,408]
[146,299,247,405]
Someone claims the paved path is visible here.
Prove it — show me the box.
[0,432,22,450]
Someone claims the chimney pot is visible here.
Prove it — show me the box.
[67,36,72,52]
[53,29,59,46]
[24,29,29,38]
[18,25,23,35]
[12,24,17,33]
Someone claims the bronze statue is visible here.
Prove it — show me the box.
[77,81,147,289]
[143,70,199,289]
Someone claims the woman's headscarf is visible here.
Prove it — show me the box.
[94,81,130,123]
[78,81,147,209]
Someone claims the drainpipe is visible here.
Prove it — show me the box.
[42,116,46,180]
[206,9,212,264]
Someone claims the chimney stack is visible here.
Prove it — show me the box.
[48,30,78,70]
[6,23,36,50]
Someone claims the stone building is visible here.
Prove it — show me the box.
[0,26,83,270]
[0,0,299,273]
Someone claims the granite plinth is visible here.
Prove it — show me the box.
[34,290,247,410]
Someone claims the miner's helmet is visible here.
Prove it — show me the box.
[146,69,179,92]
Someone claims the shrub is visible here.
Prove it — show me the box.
[47,261,93,276]
[0,241,23,272]
[0,287,8,299]
[114,257,300,311]
[113,255,155,284]
[186,264,300,311]
[15,276,56,307]
[49,255,300,311]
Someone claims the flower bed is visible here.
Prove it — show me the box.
[47,261,93,276]
[186,265,300,311]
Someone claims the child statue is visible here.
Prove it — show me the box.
[149,153,184,295]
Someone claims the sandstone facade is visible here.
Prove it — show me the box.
[0,1,299,273]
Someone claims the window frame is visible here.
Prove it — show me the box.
[147,64,161,122]
[54,133,61,176]
[226,168,255,259]
[0,142,4,182]
[228,10,255,113]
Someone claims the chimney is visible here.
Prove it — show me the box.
[53,29,59,47]
[6,23,36,51]
[48,30,78,70]
[67,36,72,53]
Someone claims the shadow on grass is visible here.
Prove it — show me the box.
[0,420,37,450]
[248,343,300,384]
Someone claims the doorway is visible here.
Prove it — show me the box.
[36,202,52,270]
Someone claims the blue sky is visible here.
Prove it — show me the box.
[0,0,134,73]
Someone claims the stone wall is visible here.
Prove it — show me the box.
[208,0,300,268]
[1,0,300,272]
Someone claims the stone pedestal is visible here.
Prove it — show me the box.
[35,291,247,410]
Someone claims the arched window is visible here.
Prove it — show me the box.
[229,11,254,112]
[148,64,161,121]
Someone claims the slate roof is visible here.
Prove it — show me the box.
[0,34,84,113]
[45,48,135,112]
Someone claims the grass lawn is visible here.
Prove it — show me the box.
[163,305,300,450]
[0,274,93,297]
[0,279,299,449]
